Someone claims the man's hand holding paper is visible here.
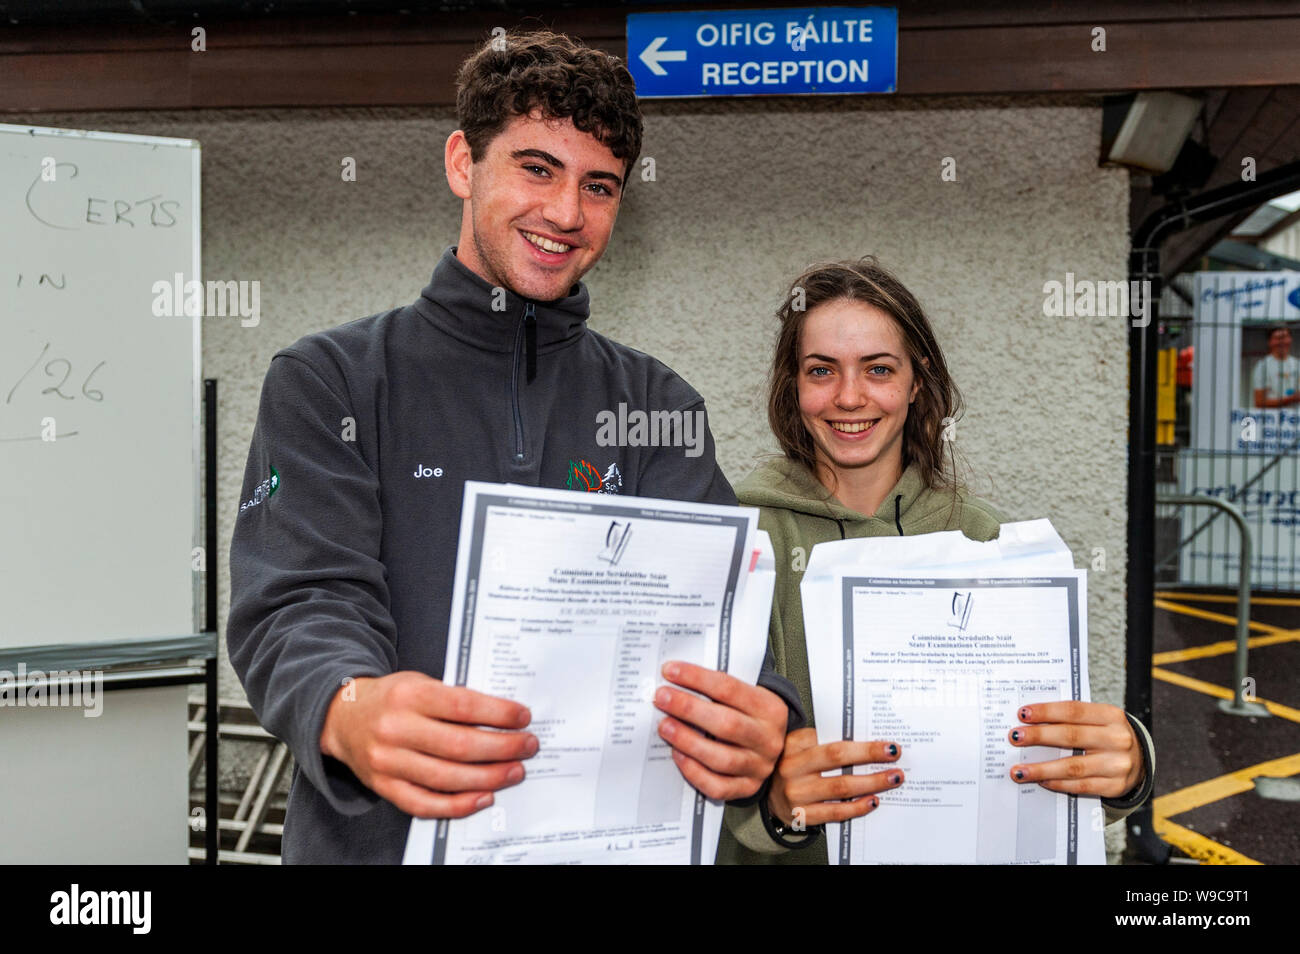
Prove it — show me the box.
[400,481,782,864]
[655,660,788,801]
[320,672,537,819]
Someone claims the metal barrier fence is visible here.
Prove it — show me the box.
[1156,494,1269,718]
[1154,272,1300,593]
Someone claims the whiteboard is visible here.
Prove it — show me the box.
[0,685,189,863]
[0,124,201,651]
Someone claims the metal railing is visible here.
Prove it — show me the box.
[1156,494,1270,717]
[188,698,289,863]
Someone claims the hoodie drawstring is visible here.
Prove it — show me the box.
[835,518,846,540]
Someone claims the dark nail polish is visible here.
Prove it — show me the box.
[887,744,898,757]
[891,773,901,785]
[1014,769,1025,781]
[1011,730,1021,742]
[1019,707,1030,720]
[870,796,880,808]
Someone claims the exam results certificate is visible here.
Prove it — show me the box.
[803,522,1107,865]
[404,481,761,865]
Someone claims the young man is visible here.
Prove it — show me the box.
[227,30,797,863]
[1252,324,1300,408]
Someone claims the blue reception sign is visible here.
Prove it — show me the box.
[627,7,897,98]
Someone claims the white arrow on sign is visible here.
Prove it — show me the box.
[639,36,687,76]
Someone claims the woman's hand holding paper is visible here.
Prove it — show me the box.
[1008,701,1143,798]
[766,727,905,829]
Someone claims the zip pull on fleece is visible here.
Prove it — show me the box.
[524,302,537,383]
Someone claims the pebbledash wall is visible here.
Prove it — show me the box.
[29,94,1133,855]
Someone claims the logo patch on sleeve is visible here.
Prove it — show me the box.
[239,464,279,514]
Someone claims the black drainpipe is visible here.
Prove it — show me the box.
[1127,159,1300,864]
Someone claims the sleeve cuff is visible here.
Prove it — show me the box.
[1101,712,1156,823]
[296,671,386,816]
[757,667,807,733]
[723,801,816,854]
[759,795,823,849]
[725,803,787,854]
[721,775,822,852]
[723,667,806,809]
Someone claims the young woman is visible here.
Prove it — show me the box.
[717,257,1155,865]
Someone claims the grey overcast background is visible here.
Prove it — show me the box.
[31,93,1133,851]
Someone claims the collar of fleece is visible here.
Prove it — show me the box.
[735,455,938,531]
[412,245,591,355]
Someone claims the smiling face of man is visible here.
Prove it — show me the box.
[445,110,626,302]
[1269,327,1293,359]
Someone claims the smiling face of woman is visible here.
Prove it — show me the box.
[797,298,920,489]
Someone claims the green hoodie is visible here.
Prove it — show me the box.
[715,455,1154,865]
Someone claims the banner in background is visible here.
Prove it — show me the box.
[1179,272,1300,589]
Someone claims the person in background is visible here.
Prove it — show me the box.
[1252,324,1300,408]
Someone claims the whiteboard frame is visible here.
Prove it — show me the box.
[189,138,203,640]
[0,122,204,651]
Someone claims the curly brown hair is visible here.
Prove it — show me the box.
[455,29,643,185]
[768,256,964,497]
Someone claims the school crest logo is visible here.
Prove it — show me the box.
[239,464,279,514]
[566,458,622,495]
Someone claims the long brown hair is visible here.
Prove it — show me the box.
[768,256,964,496]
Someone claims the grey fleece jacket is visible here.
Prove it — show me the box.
[227,246,799,863]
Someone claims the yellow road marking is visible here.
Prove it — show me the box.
[1153,598,1283,634]
[1150,667,1300,724]
[1153,818,1262,865]
[1154,750,1300,817]
[1148,592,1300,865]
[1153,630,1300,665]
[1156,591,1300,608]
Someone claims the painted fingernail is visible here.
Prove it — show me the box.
[1019,707,1031,720]
[887,743,898,757]
[890,773,902,785]
[1014,769,1025,781]
[475,794,493,809]
[1011,730,1021,742]
[869,796,880,808]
